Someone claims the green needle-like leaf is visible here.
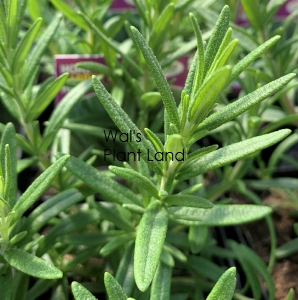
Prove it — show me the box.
[164,195,213,209]
[26,73,69,122]
[211,39,238,72]
[115,241,135,296]
[100,233,135,257]
[12,155,69,222]
[50,0,89,29]
[227,36,281,86]
[0,123,17,206]
[189,13,204,94]
[23,188,86,236]
[131,27,180,130]
[66,156,141,205]
[92,76,162,175]
[178,129,290,180]
[4,248,62,279]
[44,79,92,138]
[286,288,295,300]
[23,14,62,88]
[109,166,159,199]
[184,51,198,96]
[241,0,263,31]
[71,281,97,300]
[97,202,135,232]
[203,5,230,77]
[197,73,296,133]
[76,61,113,77]
[134,201,168,291]
[150,262,172,300]
[168,205,272,226]
[206,28,232,77]
[37,210,99,256]
[104,272,127,300]
[149,3,174,50]
[206,267,236,300]
[145,128,164,153]
[7,0,18,49]
[188,225,208,254]
[189,66,231,124]
[12,18,42,73]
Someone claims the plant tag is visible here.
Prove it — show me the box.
[54,54,106,104]
[110,0,136,12]
[54,54,189,105]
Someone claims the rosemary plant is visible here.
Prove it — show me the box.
[0,1,297,299]
[65,5,296,300]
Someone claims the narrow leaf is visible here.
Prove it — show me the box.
[163,243,187,262]
[189,13,204,94]
[123,204,145,214]
[97,202,135,232]
[275,238,298,259]
[241,0,263,31]
[12,18,42,73]
[100,233,135,257]
[187,145,218,162]
[212,39,238,71]
[9,231,27,245]
[164,195,213,209]
[50,0,89,29]
[228,36,281,85]
[168,205,272,226]
[92,76,162,175]
[184,51,198,96]
[66,156,141,205]
[189,66,231,124]
[24,188,86,236]
[160,248,175,267]
[7,0,18,49]
[135,201,168,291]
[145,128,164,153]
[12,155,69,222]
[4,248,62,279]
[71,282,97,300]
[188,225,208,254]
[286,288,295,300]
[149,3,174,50]
[26,73,69,122]
[76,61,113,77]
[80,12,142,75]
[37,210,99,256]
[104,272,127,300]
[150,262,172,300]
[230,241,275,299]
[23,14,62,88]
[197,73,296,133]
[206,28,232,77]
[0,123,17,206]
[109,166,159,199]
[131,27,180,130]
[44,79,92,138]
[206,267,236,300]
[204,5,230,76]
[17,157,38,173]
[178,130,291,180]
[115,241,135,296]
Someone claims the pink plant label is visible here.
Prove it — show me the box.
[110,0,135,11]
[54,55,106,104]
[54,55,189,104]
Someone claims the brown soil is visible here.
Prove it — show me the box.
[241,191,298,300]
